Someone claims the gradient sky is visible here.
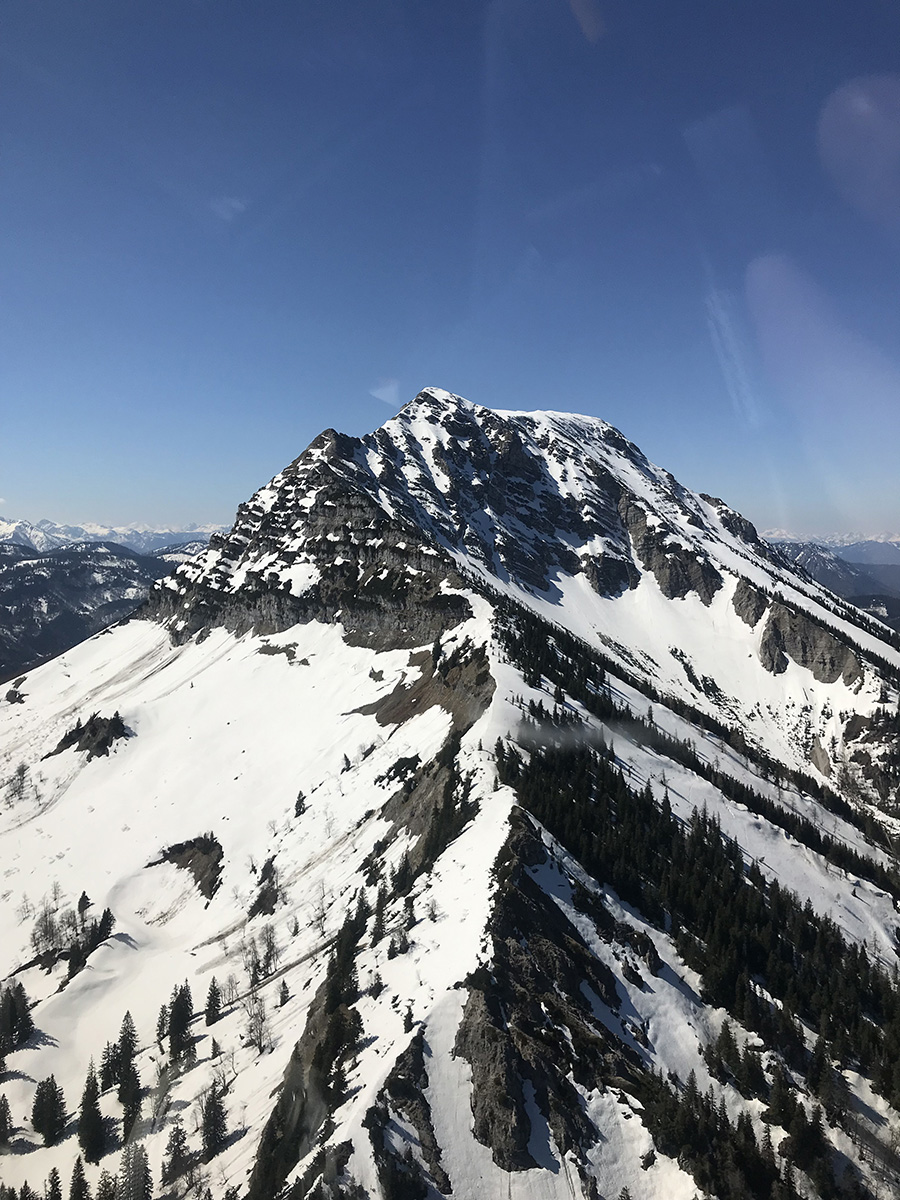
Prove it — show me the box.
[2,0,900,535]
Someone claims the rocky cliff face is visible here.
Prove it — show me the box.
[145,389,899,789]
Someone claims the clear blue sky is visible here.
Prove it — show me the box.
[2,0,900,535]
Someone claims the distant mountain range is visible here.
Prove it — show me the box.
[0,515,225,555]
[764,529,900,559]
[767,537,900,634]
[0,539,209,681]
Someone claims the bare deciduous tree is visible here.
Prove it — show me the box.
[243,994,271,1054]
[260,923,280,974]
[223,972,240,1006]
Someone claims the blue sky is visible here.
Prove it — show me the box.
[2,0,900,535]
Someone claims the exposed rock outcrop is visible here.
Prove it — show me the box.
[732,576,769,627]
[759,602,862,686]
[360,639,494,732]
[44,711,129,761]
[147,834,223,900]
[247,974,335,1200]
[365,1030,451,1197]
[620,499,723,605]
[454,814,642,1183]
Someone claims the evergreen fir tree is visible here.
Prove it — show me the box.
[68,1157,91,1200]
[155,1005,167,1049]
[117,1012,138,1068]
[0,1092,11,1146]
[31,1075,66,1145]
[118,1144,152,1200]
[161,1115,189,1185]
[78,1062,105,1164]
[118,1058,141,1141]
[204,977,221,1026]
[95,1171,117,1200]
[46,1168,62,1200]
[99,1041,120,1091]
[278,979,289,1007]
[372,884,387,943]
[96,909,115,943]
[168,983,194,1062]
[201,1083,227,1161]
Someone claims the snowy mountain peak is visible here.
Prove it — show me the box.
[4,391,900,1200]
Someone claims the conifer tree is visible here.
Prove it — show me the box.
[95,1171,116,1200]
[161,1115,190,1185]
[201,1083,227,1161]
[155,1005,167,1049]
[68,1157,91,1200]
[118,1058,141,1141]
[99,1041,120,1091]
[204,977,221,1026]
[168,983,193,1062]
[78,1061,105,1164]
[32,1075,66,1145]
[0,1092,11,1146]
[279,979,289,1007]
[372,884,387,943]
[117,1012,137,1068]
[118,1144,152,1200]
[46,1168,62,1200]
[9,981,34,1044]
[96,909,115,943]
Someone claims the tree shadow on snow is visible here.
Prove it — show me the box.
[110,931,139,950]
[6,1134,42,1156]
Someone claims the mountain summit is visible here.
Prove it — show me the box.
[2,391,900,1200]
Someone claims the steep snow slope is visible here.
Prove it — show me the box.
[2,390,900,1200]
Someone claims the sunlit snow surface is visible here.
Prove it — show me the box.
[3,392,900,1197]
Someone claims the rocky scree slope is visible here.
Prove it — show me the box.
[1,390,900,1200]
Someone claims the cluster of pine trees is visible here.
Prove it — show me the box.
[156,981,195,1064]
[639,1067,852,1200]
[313,900,367,1102]
[0,1145,152,1200]
[0,980,33,1067]
[0,990,233,1200]
[496,738,896,1195]
[493,595,895,831]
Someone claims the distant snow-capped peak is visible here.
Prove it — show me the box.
[0,515,226,554]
